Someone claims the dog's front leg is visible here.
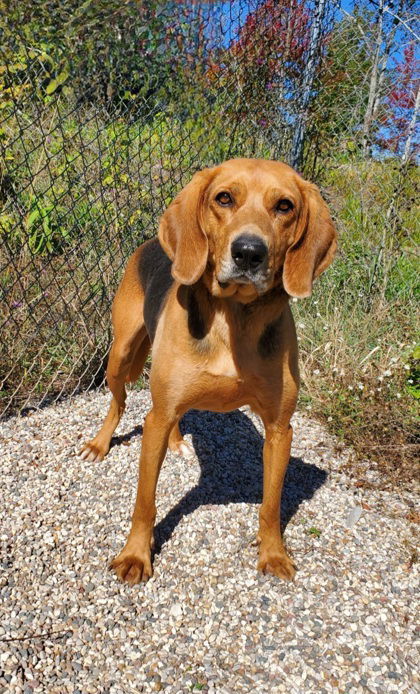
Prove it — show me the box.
[257,422,296,580]
[110,407,175,584]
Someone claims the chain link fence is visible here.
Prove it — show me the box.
[1,0,418,419]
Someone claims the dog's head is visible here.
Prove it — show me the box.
[158,158,336,301]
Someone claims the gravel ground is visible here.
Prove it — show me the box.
[0,388,418,694]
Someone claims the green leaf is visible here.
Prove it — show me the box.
[45,70,69,95]
[45,79,59,95]
[27,208,40,228]
[406,385,420,400]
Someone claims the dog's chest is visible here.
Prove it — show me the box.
[195,324,272,413]
[202,311,261,381]
[203,312,238,378]
[205,346,239,380]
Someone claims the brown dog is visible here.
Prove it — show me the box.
[81,158,336,584]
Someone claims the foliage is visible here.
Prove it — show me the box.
[294,151,419,481]
[207,0,312,155]
[377,42,420,158]
[308,12,373,167]
[0,0,199,113]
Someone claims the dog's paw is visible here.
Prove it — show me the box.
[168,438,195,459]
[258,549,296,581]
[79,440,108,463]
[110,550,153,585]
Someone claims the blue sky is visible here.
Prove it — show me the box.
[190,0,415,65]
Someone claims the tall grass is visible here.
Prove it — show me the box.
[294,156,419,482]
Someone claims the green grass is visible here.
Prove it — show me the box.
[293,156,419,482]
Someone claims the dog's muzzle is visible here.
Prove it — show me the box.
[217,233,270,293]
[231,234,268,274]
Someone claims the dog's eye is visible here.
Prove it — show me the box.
[276,199,294,213]
[216,191,233,206]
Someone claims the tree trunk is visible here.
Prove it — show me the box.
[402,81,420,164]
[361,0,385,156]
[371,0,404,128]
[290,0,327,170]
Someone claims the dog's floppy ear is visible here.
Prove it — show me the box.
[282,180,337,298]
[158,169,213,285]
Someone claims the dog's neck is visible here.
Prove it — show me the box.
[177,279,289,349]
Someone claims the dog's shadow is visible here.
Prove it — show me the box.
[144,409,328,554]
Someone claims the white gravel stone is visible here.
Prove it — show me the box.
[0,388,418,693]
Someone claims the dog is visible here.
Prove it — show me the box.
[80,158,337,584]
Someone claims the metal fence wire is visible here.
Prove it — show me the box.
[0,0,418,418]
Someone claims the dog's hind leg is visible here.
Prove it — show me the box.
[80,332,148,463]
[127,335,151,384]
[80,249,148,462]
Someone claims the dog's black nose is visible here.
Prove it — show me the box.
[231,235,268,272]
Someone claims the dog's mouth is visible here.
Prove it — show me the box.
[216,274,271,298]
[218,274,253,287]
[218,265,271,285]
